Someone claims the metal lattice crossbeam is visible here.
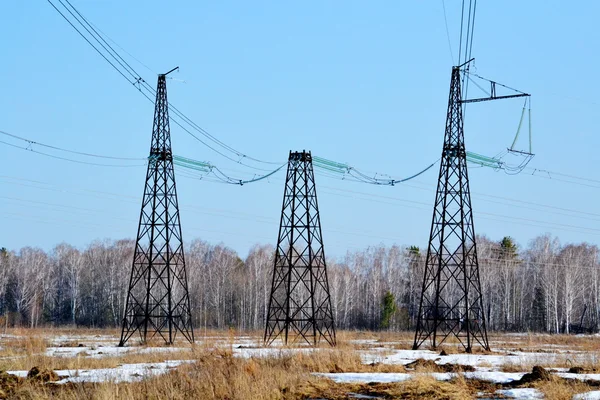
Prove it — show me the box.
[264,151,336,347]
[413,67,490,353]
[119,73,194,347]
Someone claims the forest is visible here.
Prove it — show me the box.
[0,233,596,335]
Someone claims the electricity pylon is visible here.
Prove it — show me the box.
[413,64,490,353]
[264,150,336,346]
[119,68,194,346]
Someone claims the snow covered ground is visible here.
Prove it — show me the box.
[45,345,190,359]
[1,331,599,398]
[316,371,527,384]
[8,360,193,384]
[361,348,599,370]
[574,392,600,400]
[494,388,544,399]
[44,341,315,360]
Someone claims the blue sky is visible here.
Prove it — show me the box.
[1,1,599,258]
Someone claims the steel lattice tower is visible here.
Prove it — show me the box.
[413,66,490,353]
[119,69,194,346]
[264,151,336,346]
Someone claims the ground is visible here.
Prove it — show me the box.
[0,329,599,399]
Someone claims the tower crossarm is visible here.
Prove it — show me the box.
[460,93,529,104]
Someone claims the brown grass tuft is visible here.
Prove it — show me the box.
[26,366,59,382]
[405,358,475,373]
[533,375,594,400]
[3,335,49,357]
[378,374,474,400]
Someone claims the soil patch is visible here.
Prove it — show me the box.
[0,371,23,399]
[507,366,552,387]
[569,366,599,374]
[27,366,60,382]
[405,358,475,373]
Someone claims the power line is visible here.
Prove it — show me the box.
[4,169,600,243]
[57,0,139,83]
[458,0,466,64]
[1,198,135,226]
[0,128,284,184]
[302,183,600,236]
[319,177,600,222]
[311,148,600,193]
[248,168,600,226]
[0,211,278,245]
[0,130,144,161]
[3,197,598,264]
[47,0,542,183]
[477,211,600,234]
[5,121,600,226]
[0,195,116,214]
[1,210,129,232]
[467,0,477,64]
[46,0,137,86]
[0,186,413,245]
[47,0,283,168]
[464,0,473,66]
[64,0,156,76]
[441,0,455,64]
[0,139,145,168]
[0,175,140,202]
[310,155,440,186]
[472,191,600,220]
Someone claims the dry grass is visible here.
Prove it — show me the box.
[2,335,49,357]
[0,333,199,371]
[6,356,308,399]
[0,349,391,399]
[335,329,415,350]
[381,374,474,399]
[532,375,597,400]
[0,328,254,371]
[499,352,600,373]
[489,331,600,354]
[500,360,532,373]
[263,347,407,373]
[0,336,415,398]
[0,349,199,372]
[301,375,477,400]
[0,351,480,400]
[404,358,475,373]
[3,328,600,399]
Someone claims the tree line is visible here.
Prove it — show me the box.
[0,233,597,334]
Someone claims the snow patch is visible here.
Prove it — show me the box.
[361,348,519,369]
[466,371,525,384]
[316,372,412,384]
[558,373,600,382]
[8,360,194,383]
[315,371,525,384]
[574,391,600,400]
[360,348,600,370]
[45,345,190,359]
[233,347,315,358]
[495,388,543,399]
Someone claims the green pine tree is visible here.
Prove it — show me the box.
[381,291,397,330]
[500,236,518,259]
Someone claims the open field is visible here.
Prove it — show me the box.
[0,329,600,399]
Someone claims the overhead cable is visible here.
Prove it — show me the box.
[47,0,283,168]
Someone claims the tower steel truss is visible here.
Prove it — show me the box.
[119,71,194,346]
[413,66,490,353]
[264,151,336,346]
